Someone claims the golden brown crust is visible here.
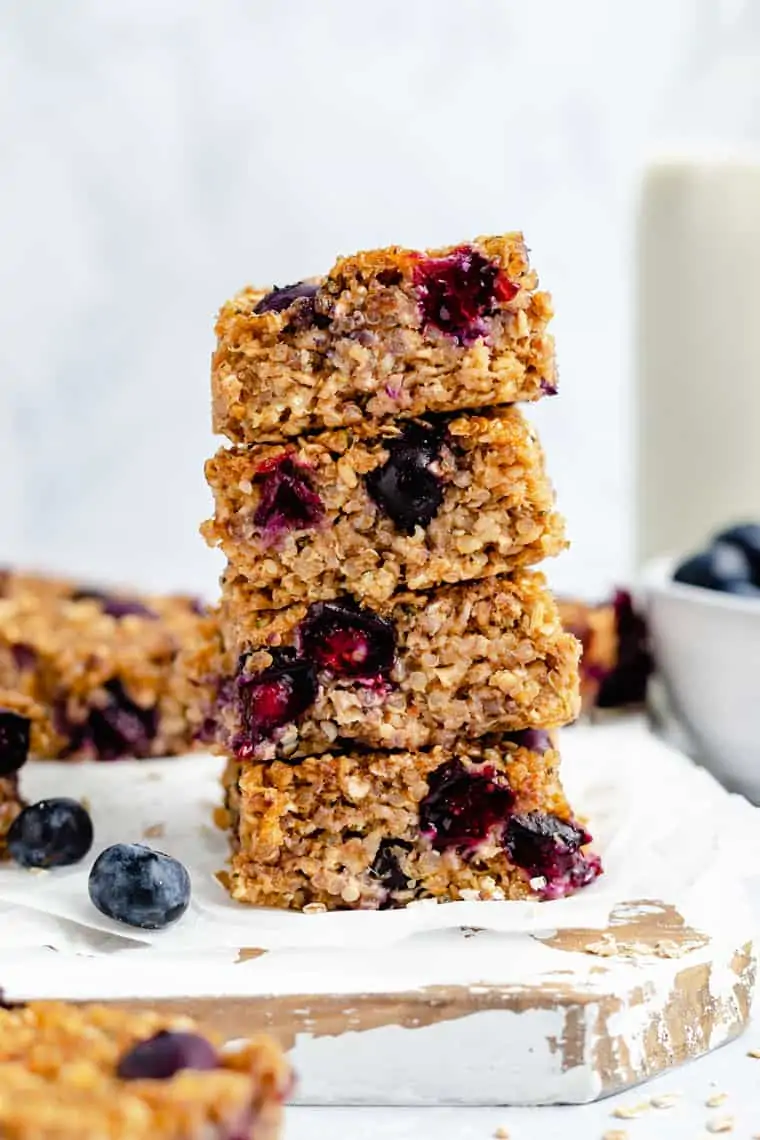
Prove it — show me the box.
[212,234,555,443]
[203,407,566,609]
[0,1001,288,1139]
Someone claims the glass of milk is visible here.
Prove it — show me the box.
[636,156,760,564]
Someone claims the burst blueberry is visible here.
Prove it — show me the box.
[254,281,319,314]
[8,797,93,868]
[0,710,31,775]
[235,648,317,756]
[413,245,517,344]
[504,811,602,898]
[117,1030,218,1080]
[253,453,324,538]
[71,588,158,620]
[59,679,158,761]
[419,760,514,850]
[88,843,191,929]
[300,600,395,683]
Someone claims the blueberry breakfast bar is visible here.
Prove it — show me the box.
[0,587,208,760]
[212,234,556,443]
[219,731,601,910]
[205,571,580,761]
[0,1000,289,1139]
[203,407,566,609]
[558,591,652,713]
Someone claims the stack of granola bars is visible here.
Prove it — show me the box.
[201,234,602,910]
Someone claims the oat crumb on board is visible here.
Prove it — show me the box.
[611,1101,651,1119]
[706,1093,728,1108]
[706,1116,734,1133]
[602,1131,628,1140]
[493,1128,509,1139]
[747,1048,760,1058]
[142,822,165,839]
[650,1092,681,1109]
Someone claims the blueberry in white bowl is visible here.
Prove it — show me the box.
[673,523,760,596]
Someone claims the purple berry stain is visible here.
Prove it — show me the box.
[235,648,317,757]
[117,1030,218,1080]
[0,710,30,775]
[71,589,158,620]
[413,245,517,345]
[59,679,158,761]
[419,760,514,851]
[504,812,602,899]
[300,600,395,684]
[366,420,449,534]
[253,453,324,540]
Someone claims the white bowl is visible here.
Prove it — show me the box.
[642,556,760,802]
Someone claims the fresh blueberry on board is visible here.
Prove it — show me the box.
[7,798,94,868]
[0,710,31,775]
[117,1030,217,1080]
[88,843,191,929]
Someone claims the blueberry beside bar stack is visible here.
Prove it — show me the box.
[202,235,602,910]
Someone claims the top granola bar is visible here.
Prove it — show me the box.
[212,234,556,442]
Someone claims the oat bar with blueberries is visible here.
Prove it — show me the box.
[0,584,209,760]
[201,570,580,762]
[558,591,652,713]
[213,234,556,444]
[220,731,601,911]
[203,407,566,609]
[0,999,289,1139]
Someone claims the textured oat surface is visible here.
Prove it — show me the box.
[207,572,580,760]
[212,234,555,443]
[0,1001,288,1139]
[203,407,566,609]
[220,737,582,910]
[0,772,22,860]
[0,582,208,760]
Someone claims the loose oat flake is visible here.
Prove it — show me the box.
[612,1101,651,1119]
[706,1117,734,1134]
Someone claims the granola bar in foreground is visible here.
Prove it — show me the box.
[213,234,556,443]
[0,999,289,1139]
[203,407,565,609]
[220,732,601,910]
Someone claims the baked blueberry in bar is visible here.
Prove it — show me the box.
[203,571,580,761]
[212,234,556,443]
[0,588,209,760]
[558,591,652,713]
[0,1000,289,1139]
[0,691,39,859]
[219,732,601,910]
[203,407,566,609]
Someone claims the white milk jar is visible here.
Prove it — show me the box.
[636,157,760,564]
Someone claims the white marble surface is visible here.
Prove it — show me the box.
[3,1,760,599]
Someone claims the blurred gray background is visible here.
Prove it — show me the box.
[2,0,759,598]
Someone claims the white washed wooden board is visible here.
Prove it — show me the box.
[0,721,755,1104]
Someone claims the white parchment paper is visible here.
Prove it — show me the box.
[0,719,756,952]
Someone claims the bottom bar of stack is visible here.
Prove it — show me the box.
[219,732,601,911]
